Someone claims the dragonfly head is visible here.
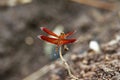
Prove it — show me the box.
[60,32,65,35]
[59,32,66,39]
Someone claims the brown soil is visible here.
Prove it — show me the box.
[41,40,120,80]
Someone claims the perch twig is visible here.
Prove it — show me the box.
[59,46,78,80]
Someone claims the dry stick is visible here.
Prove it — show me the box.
[23,47,78,80]
[23,65,52,80]
[59,46,79,80]
[71,0,116,11]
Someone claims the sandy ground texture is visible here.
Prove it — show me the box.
[40,37,120,80]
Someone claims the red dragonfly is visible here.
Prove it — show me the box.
[37,27,76,46]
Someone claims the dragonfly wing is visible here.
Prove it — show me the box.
[65,30,76,37]
[38,35,58,45]
[41,27,59,38]
[60,39,76,45]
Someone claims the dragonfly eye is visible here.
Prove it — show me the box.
[60,32,65,35]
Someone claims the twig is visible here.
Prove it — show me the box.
[59,46,79,80]
[23,64,53,80]
[71,0,117,11]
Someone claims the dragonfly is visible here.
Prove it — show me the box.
[37,27,78,79]
[37,27,76,51]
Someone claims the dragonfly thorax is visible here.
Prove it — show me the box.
[59,32,66,39]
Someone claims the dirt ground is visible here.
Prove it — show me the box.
[0,0,120,80]
[41,39,120,80]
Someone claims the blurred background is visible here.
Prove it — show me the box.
[0,0,120,80]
